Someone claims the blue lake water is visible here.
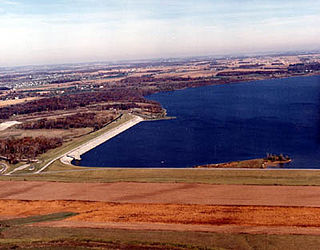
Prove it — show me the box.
[78,75,320,168]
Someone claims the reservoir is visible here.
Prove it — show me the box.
[78,75,320,168]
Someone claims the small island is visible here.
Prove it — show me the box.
[195,154,292,169]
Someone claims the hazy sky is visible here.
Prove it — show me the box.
[0,0,319,66]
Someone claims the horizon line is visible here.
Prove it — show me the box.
[1,48,320,70]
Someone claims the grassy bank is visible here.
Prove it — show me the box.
[1,226,320,250]
[3,164,320,186]
[9,113,134,174]
[0,212,78,228]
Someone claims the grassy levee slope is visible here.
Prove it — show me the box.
[3,162,320,185]
[0,212,78,229]
[11,114,133,175]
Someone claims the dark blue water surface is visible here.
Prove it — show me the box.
[78,76,320,168]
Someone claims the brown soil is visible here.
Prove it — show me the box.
[2,181,320,235]
[266,160,292,167]
[196,158,291,169]
[196,159,265,168]
[0,127,91,139]
[0,97,40,108]
[1,181,320,207]
[1,200,320,229]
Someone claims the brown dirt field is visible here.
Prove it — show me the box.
[1,181,320,207]
[0,97,39,107]
[2,200,320,235]
[2,181,320,235]
[0,127,91,139]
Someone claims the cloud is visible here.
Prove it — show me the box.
[0,0,319,66]
[0,0,19,5]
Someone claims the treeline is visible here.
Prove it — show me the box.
[216,70,288,77]
[154,78,235,92]
[0,89,148,120]
[0,136,63,164]
[97,101,163,114]
[0,86,10,90]
[238,63,265,69]
[120,76,192,84]
[49,77,81,84]
[288,62,320,72]
[0,75,235,120]
[17,112,115,130]
[265,153,290,162]
[120,76,234,92]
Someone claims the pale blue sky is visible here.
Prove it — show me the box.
[0,0,319,66]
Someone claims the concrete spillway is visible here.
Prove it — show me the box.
[61,115,144,165]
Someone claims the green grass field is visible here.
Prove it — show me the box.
[2,160,320,186]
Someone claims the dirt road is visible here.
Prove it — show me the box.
[0,121,21,131]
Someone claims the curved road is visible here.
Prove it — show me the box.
[0,162,8,175]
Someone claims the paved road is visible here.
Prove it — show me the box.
[5,164,30,176]
[0,163,8,174]
[0,181,320,207]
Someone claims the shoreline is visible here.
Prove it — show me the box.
[60,115,144,166]
[64,75,314,170]
[195,158,292,169]
[16,74,320,173]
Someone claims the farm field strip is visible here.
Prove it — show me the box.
[1,181,320,207]
[2,200,320,236]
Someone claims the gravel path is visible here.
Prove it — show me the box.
[0,121,21,131]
